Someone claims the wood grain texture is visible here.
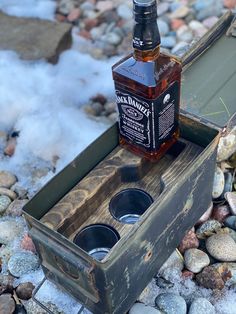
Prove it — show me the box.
[41,138,203,240]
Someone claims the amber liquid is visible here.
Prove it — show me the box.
[112,46,182,161]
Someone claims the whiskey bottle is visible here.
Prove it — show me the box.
[112,0,182,161]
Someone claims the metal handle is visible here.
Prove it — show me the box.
[32,274,85,314]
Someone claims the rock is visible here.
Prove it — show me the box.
[196,220,221,239]
[58,0,74,15]
[0,294,15,314]
[155,293,187,314]
[129,303,162,314]
[217,133,236,162]
[102,32,122,46]
[0,274,14,294]
[84,18,99,31]
[176,25,193,43]
[104,102,116,115]
[11,183,28,199]
[0,12,72,63]
[80,2,95,12]
[20,234,36,253]
[0,171,17,188]
[169,6,190,19]
[196,266,225,290]
[184,249,210,273]
[4,137,17,157]
[8,252,40,277]
[212,263,236,286]
[23,299,64,314]
[67,8,81,22]
[0,188,17,200]
[211,205,231,223]
[155,276,174,289]
[161,36,176,48]
[195,0,223,20]
[178,229,199,253]
[5,199,28,217]
[224,216,236,231]
[117,4,132,20]
[171,19,185,31]
[90,24,107,40]
[96,0,113,13]
[0,245,14,263]
[224,0,236,9]
[171,41,189,56]
[0,195,11,215]
[157,19,170,36]
[206,234,236,262]
[212,167,225,199]
[196,202,213,226]
[158,250,184,278]
[16,282,35,300]
[188,298,216,314]
[225,192,236,215]
[157,2,169,16]
[108,112,118,122]
[203,16,219,29]
[0,220,24,244]
[181,270,194,280]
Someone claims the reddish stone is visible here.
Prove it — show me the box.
[21,234,36,254]
[67,8,81,22]
[224,0,236,9]
[96,0,113,13]
[171,19,185,31]
[55,14,66,23]
[178,229,199,254]
[196,266,225,290]
[91,93,107,105]
[211,205,231,223]
[182,270,194,280]
[78,30,92,40]
[4,137,17,157]
[84,18,99,31]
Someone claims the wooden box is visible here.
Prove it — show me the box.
[23,12,236,314]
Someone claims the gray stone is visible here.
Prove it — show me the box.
[189,298,215,314]
[0,171,16,188]
[225,192,236,215]
[176,25,193,43]
[103,32,122,46]
[206,234,236,262]
[16,282,35,300]
[58,0,75,15]
[158,250,184,278]
[5,199,28,217]
[23,299,64,314]
[161,36,176,49]
[196,220,221,239]
[0,293,15,314]
[155,293,187,314]
[184,249,210,273]
[0,195,11,215]
[157,19,170,36]
[157,2,169,16]
[0,219,24,244]
[224,216,236,231]
[0,12,72,63]
[117,4,132,20]
[0,188,17,200]
[129,303,162,314]
[8,252,40,277]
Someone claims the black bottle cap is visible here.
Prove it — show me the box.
[133,0,157,23]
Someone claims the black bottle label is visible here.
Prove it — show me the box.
[115,81,179,151]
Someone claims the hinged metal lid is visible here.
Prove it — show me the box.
[181,11,236,129]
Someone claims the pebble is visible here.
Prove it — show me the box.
[157,2,169,16]
[196,266,225,290]
[67,8,81,22]
[16,282,35,300]
[57,0,75,15]
[196,219,221,239]
[178,229,199,253]
[8,252,40,277]
[96,0,113,13]
[0,293,15,314]
[184,248,210,273]
[0,274,14,294]
[206,234,236,262]
[129,303,162,314]
[224,0,236,9]
[225,192,236,215]
[158,250,184,278]
[188,298,216,314]
[196,202,213,225]
[171,41,189,55]
[0,171,17,188]
[224,216,236,230]
[157,19,170,36]
[169,6,190,19]
[212,167,225,199]
[161,36,176,48]
[23,299,64,314]
[203,16,219,29]
[213,263,236,286]
[155,293,187,314]
[5,199,28,217]
[0,195,11,215]
[155,276,174,289]
[0,187,17,200]
[102,32,122,45]
[20,234,36,253]
[117,4,132,20]
[0,219,24,244]
[217,133,236,162]
[4,137,17,157]
[211,205,231,223]
[176,25,193,42]
[90,24,106,40]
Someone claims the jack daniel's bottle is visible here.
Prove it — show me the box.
[112,0,182,161]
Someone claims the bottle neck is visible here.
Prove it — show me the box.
[133,45,160,61]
